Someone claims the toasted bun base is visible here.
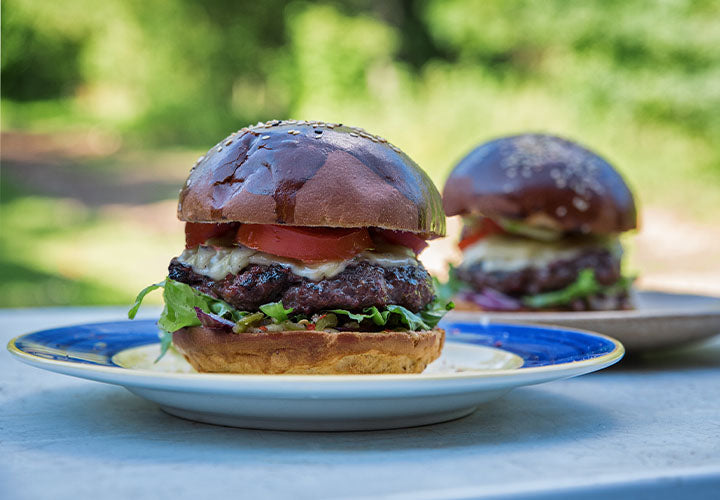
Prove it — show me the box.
[172,327,445,374]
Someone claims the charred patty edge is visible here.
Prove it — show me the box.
[455,247,622,297]
[168,258,436,317]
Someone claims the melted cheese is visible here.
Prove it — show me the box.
[460,234,621,272]
[178,244,417,281]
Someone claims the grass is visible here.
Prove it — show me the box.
[0,171,183,307]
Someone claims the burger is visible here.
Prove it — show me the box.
[442,133,637,312]
[129,119,450,374]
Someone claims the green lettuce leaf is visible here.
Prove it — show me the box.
[259,302,293,323]
[157,279,204,332]
[156,330,174,362]
[328,309,374,323]
[420,297,455,329]
[603,275,635,296]
[361,306,391,326]
[128,283,163,319]
[129,277,240,333]
[209,300,240,320]
[433,263,466,304]
[522,269,633,309]
[498,218,563,242]
[329,298,453,331]
[385,305,428,330]
[329,307,392,326]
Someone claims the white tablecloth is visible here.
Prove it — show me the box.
[2,307,719,500]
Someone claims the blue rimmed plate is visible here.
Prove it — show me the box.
[7,320,623,431]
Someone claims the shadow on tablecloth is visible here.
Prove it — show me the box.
[2,383,615,459]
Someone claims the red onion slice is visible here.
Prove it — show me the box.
[458,289,522,311]
[194,307,235,331]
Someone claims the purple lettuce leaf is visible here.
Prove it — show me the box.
[194,306,235,331]
[457,288,522,311]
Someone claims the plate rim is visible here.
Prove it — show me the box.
[7,320,624,384]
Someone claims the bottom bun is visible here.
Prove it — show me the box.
[172,327,445,375]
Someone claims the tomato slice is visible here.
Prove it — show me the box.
[372,229,428,255]
[235,224,373,262]
[185,223,237,248]
[458,218,504,250]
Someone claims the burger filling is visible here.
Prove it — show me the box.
[169,255,434,315]
[448,216,633,311]
[130,223,451,359]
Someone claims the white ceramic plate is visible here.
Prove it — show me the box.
[8,319,623,431]
[450,290,720,352]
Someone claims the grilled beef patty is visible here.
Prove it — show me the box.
[169,259,435,315]
[456,248,621,296]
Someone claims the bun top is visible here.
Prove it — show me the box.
[178,120,445,238]
[443,134,637,234]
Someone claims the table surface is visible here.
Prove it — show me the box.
[2,307,719,500]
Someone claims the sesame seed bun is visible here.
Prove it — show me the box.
[178,120,446,238]
[172,326,445,374]
[443,134,637,234]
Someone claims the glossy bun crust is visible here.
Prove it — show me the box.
[179,120,445,238]
[443,134,637,234]
[172,326,445,374]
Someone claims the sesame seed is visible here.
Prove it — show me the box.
[262,135,270,140]
[349,132,358,137]
[225,140,233,146]
[196,155,205,164]
[573,197,589,211]
[217,147,223,152]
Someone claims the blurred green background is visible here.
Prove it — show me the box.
[2,0,720,307]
